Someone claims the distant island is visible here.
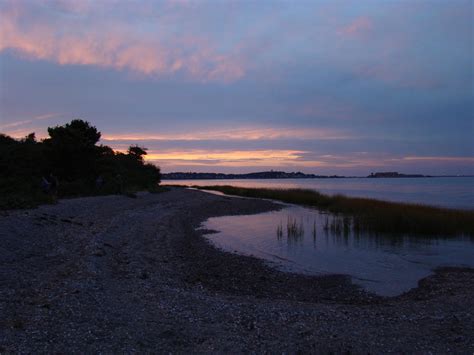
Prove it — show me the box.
[162,171,346,180]
[161,171,462,180]
[367,172,430,178]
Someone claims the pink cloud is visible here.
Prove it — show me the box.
[401,156,474,163]
[338,17,373,38]
[0,113,62,134]
[101,126,351,142]
[0,2,245,82]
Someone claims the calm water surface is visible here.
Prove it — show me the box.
[168,177,474,209]
[201,204,474,296]
[183,177,474,295]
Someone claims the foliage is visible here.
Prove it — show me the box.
[0,120,161,209]
[191,185,474,236]
[44,119,101,181]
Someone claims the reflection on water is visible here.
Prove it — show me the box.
[169,177,474,209]
[201,205,474,296]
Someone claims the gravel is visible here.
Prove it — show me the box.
[0,187,473,353]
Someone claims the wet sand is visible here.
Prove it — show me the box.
[0,188,473,352]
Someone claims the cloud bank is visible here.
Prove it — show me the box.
[0,0,245,82]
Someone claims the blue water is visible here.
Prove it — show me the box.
[200,204,474,296]
[167,177,474,209]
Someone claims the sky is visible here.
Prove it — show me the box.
[0,0,473,175]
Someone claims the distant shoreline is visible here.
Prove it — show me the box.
[162,174,474,180]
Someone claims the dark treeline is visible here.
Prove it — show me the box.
[0,119,161,209]
[162,171,345,180]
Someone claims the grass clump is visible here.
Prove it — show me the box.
[286,216,304,239]
[193,185,474,237]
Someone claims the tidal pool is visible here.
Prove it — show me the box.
[200,205,474,296]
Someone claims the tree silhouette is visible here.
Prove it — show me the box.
[44,119,102,180]
[128,145,147,162]
[0,119,161,208]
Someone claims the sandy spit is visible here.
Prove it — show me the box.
[0,187,473,353]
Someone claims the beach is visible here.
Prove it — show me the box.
[1,187,473,352]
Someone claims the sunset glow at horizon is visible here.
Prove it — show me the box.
[0,0,472,175]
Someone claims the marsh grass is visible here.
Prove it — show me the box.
[286,216,304,239]
[193,185,474,236]
[276,221,283,239]
[276,216,304,240]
